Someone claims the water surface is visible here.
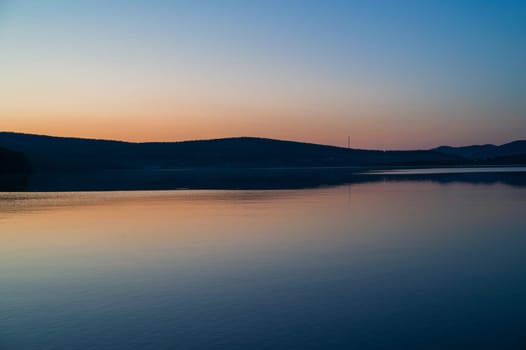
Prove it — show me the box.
[370,166,526,175]
[1,174,526,349]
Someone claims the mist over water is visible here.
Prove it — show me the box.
[1,174,526,349]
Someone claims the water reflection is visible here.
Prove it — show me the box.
[1,167,525,192]
[0,173,31,191]
[1,181,526,349]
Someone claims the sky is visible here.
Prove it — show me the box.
[0,0,525,149]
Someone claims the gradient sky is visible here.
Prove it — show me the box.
[0,0,525,149]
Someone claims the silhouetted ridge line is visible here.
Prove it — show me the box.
[0,132,524,171]
[433,140,526,161]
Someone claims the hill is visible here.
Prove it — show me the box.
[0,132,464,171]
[0,146,32,173]
[434,140,526,161]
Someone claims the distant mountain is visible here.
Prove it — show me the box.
[0,146,31,173]
[0,132,465,171]
[434,140,526,161]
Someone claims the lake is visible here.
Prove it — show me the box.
[1,169,526,349]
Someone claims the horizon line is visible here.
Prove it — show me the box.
[0,130,523,151]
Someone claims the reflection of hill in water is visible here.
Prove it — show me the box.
[373,170,526,187]
[0,173,31,191]
[1,167,525,192]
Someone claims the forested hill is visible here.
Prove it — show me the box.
[0,146,32,173]
[434,141,526,163]
[0,132,522,172]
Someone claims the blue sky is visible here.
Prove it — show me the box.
[0,0,524,148]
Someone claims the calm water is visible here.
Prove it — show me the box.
[1,173,526,349]
[369,166,526,175]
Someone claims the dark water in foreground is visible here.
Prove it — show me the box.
[1,170,526,349]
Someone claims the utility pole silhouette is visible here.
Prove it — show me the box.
[347,136,350,149]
